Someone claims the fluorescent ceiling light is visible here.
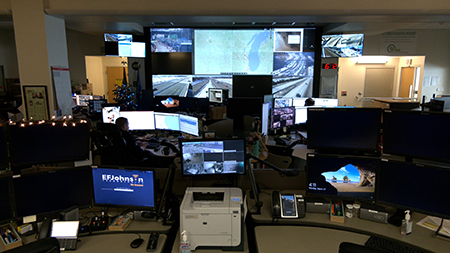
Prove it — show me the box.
[356,56,389,64]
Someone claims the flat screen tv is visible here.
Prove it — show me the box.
[180,139,246,176]
[307,107,382,154]
[306,153,379,201]
[376,159,450,219]
[0,175,13,223]
[91,166,156,209]
[13,166,93,218]
[322,34,364,58]
[382,110,450,162]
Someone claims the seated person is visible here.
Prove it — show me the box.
[115,117,155,164]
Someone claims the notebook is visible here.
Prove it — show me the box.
[51,221,80,251]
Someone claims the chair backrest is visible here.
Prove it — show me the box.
[265,152,292,169]
[206,119,233,138]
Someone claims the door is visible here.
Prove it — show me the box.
[106,67,128,103]
[399,67,415,98]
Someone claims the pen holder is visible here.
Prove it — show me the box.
[330,199,345,223]
[0,224,22,251]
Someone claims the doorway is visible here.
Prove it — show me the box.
[399,67,416,98]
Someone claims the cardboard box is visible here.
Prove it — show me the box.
[209,105,227,120]
[0,224,23,251]
[330,200,345,223]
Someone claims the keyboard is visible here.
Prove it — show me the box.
[365,236,426,253]
[58,238,77,250]
[146,142,161,149]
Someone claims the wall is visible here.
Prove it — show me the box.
[66,29,104,85]
[85,56,126,101]
[364,30,450,101]
[0,28,19,79]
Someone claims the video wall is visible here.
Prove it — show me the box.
[148,27,318,99]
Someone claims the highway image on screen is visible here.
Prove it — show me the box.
[151,28,193,52]
[153,75,232,98]
[272,52,315,98]
[195,30,274,75]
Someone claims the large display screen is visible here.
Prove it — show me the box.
[322,34,364,58]
[306,154,378,201]
[92,167,156,209]
[180,139,246,176]
[150,27,317,99]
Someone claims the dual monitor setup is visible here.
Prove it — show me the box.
[303,108,450,221]
[101,104,200,136]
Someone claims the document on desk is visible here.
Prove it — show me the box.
[417,216,450,236]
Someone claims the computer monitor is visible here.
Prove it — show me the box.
[382,110,450,162]
[91,166,156,209]
[294,107,308,124]
[314,98,339,107]
[232,75,273,99]
[307,108,382,154]
[180,139,246,176]
[154,112,180,131]
[102,103,120,124]
[261,103,270,135]
[0,175,13,223]
[270,107,295,129]
[306,153,378,201]
[76,95,93,106]
[376,159,450,219]
[13,166,93,218]
[208,88,225,103]
[119,111,155,130]
[8,121,90,167]
[179,114,199,136]
[274,97,293,108]
[293,98,308,107]
[88,99,107,114]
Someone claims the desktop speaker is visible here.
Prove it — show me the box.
[134,210,157,221]
[305,199,330,213]
[360,205,389,223]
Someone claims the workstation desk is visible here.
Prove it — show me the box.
[9,212,173,253]
[247,190,450,253]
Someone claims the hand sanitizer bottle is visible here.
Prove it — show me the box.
[180,230,191,253]
[401,210,412,235]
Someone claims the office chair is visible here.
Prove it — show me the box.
[5,237,60,253]
[92,123,128,166]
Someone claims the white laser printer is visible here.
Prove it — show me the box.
[180,187,244,251]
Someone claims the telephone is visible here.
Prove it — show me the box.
[271,191,306,219]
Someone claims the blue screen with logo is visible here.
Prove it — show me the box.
[92,167,156,208]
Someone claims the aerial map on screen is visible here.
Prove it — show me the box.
[194,30,274,75]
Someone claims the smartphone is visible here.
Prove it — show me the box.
[280,193,298,218]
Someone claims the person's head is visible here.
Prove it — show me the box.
[115,117,129,131]
[304,98,315,106]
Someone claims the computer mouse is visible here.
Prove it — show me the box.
[130,238,144,248]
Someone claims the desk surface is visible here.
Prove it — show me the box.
[248,190,450,253]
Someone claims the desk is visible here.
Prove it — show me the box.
[247,190,450,253]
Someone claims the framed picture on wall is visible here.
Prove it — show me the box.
[23,85,50,120]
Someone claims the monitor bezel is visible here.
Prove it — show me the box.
[0,174,14,224]
[179,138,247,177]
[91,166,157,210]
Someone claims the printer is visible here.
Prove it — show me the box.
[180,187,244,251]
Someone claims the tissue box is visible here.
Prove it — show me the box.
[0,224,22,251]
[330,200,345,223]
